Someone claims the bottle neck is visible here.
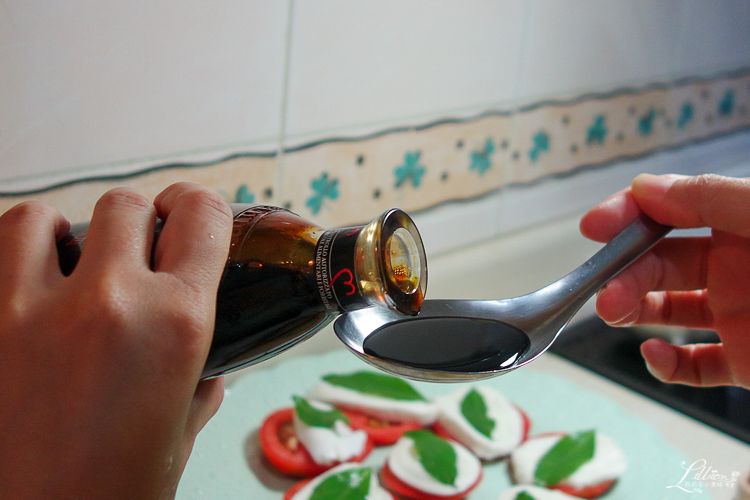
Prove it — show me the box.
[313,226,370,312]
[312,209,427,316]
[226,204,427,317]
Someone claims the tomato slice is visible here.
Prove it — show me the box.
[553,479,617,499]
[431,407,531,457]
[379,463,481,500]
[342,409,424,446]
[259,408,374,477]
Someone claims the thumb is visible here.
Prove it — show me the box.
[631,173,750,237]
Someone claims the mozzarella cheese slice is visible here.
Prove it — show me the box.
[386,433,482,496]
[309,379,438,425]
[510,433,626,488]
[434,385,526,460]
[292,399,368,465]
[290,463,392,500]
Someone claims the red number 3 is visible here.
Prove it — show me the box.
[330,269,356,296]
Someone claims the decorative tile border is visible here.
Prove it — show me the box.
[2,69,749,228]
[0,155,278,223]
[278,70,750,228]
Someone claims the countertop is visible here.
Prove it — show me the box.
[227,212,750,499]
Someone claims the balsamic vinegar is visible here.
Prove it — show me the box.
[362,316,530,373]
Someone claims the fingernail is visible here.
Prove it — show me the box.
[632,173,684,198]
[643,359,665,382]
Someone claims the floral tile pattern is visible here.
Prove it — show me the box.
[1,70,749,230]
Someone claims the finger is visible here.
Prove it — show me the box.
[579,186,642,243]
[616,236,710,292]
[76,188,156,273]
[152,183,232,291]
[598,288,713,329]
[185,377,225,438]
[632,173,750,236]
[594,236,711,327]
[0,201,70,285]
[640,338,735,387]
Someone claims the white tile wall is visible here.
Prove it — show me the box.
[516,0,690,103]
[283,0,528,146]
[0,0,289,191]
[678,1,750,77]
[1,0,749,255]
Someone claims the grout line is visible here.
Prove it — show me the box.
[499,0,536,234]
[273,0,296,207]
[674,1,693,79]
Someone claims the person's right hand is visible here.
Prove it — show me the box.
[580,173,750,389]
[0,183,233,499]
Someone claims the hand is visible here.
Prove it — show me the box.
[0,183,233,499]
[580,173,750,389]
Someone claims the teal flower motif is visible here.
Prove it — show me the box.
[586,115,608,145]
[677,102,694,129]
[528,130,550,163]
[234,184,255,204]
[219,184,256,204]
[394,151,426,189]
[718,90,734,117]
[469,138,496,176]
[306,172,339,215]
[638,108,656,136]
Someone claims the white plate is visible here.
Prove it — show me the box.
[177,349,711,499]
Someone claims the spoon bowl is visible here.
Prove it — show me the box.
[334,215,671,382]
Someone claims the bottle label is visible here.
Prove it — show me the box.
[314,227,367,311]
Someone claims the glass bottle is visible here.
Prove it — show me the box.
[57,205,427,378]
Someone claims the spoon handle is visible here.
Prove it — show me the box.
[543,214,672,316]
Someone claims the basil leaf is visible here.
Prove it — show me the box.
[323,371,427,401]
[293,395,349,429]
[515,492,537,500]
[309,467,371,500]
[404,430,457,486]
[460,388,495,438]
[534,430,596,487]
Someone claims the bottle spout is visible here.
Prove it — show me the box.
[354,209,427,316]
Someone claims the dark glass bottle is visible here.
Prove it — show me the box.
[56,205,427,378]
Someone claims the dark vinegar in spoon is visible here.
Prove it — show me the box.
[362,316,530,373]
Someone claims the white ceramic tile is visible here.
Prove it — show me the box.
[517,0,690,103]
[283,0,528,146]
[0,1,289,191]
[677,1,750,77]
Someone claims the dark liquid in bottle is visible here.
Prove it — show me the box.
[205,209,329,378]
[362,316,530,373]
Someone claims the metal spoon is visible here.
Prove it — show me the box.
[334,214,672,382]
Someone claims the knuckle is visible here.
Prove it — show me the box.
[689,173,723,187]
[685,173,724,202]
[160,298,211,355]
[79,275,135,330]
[0,293,29,330]
[0,201,58,227]
[680,174,726,227]
[178,189,232,223]
[95,188,152,214]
